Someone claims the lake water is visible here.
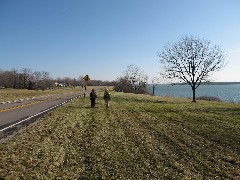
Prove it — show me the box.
[147,84,240,103]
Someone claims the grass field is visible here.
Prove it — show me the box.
[0,87,79,102]
[0,90,240,179]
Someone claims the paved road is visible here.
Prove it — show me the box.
[0,92,82,132]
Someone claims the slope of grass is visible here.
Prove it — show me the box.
[0,91,240,179]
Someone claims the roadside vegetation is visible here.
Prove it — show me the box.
[0,90,240,179]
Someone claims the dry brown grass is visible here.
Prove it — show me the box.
[0,91,240,179]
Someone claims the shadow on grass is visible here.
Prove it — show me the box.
[210,107,240,115]
[67,106,99,109]
[67,105,100,109]
[153,100,170,104]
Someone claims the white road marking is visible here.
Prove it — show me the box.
[0,95,81,132]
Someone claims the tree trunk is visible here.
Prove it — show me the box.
[192,85,196,102]
[152,84,155,95]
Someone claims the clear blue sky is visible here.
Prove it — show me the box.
[1,0,240,82]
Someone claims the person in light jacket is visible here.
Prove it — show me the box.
[103,89,110,108]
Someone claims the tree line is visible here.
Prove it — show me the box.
[0,68,52,90]
[0,66,149,94]
[0,68,115,90]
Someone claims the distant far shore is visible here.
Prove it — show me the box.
[152,82,240,85]
[201,82,240,85]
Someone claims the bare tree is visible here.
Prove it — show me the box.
[21,68,33,89]
[32,71,52,90]
[70,78,78,87]
[114,64,148,93]
[125,65,148,93]
[158,36,226,102]
[40,71,52,90]
[0,70,8,88]
[32,71,43,89]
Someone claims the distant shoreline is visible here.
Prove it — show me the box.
[201,82,240,85]
[150,82,240,85]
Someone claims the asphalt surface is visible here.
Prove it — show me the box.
[0,92,82,140]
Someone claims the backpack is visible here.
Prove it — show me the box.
[104,91,110,99]
[90,92,97,100]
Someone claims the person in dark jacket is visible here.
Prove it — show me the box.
[90,89,97,108]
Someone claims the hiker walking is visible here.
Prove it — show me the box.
[90,89,97,108]
[103,89,110,108]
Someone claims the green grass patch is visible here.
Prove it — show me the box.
[0,91,240,179]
